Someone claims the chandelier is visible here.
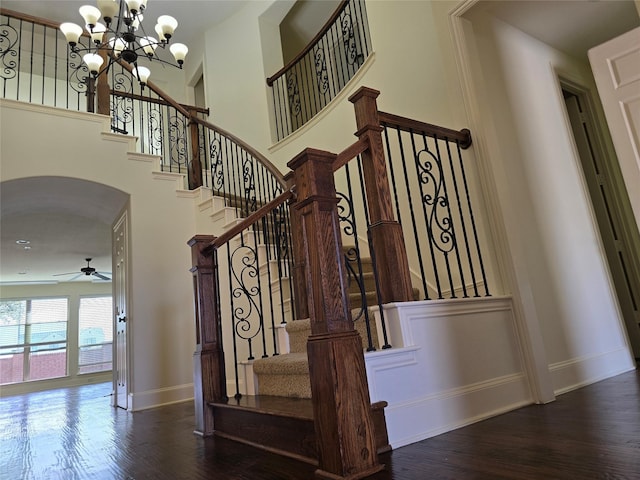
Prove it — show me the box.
[59,0,188,88]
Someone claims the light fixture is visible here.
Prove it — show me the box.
[60,0,188,89]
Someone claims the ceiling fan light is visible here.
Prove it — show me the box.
[79,5,101,29]
[60,22,83,46]
[170,43,188,65]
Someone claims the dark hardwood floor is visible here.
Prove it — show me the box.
[1,367,638,479]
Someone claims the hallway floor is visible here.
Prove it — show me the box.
[1,367,639,479]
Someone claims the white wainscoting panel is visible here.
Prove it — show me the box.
[365,297,533,448]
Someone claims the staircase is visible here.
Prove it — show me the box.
[191,187,391,463]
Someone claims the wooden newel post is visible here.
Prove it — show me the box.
[188,235,226,437]
[96,48,110,116]
[288,148,383,480]
[349,87,413,303]
[285,171,309,320]
[188,109,203,189]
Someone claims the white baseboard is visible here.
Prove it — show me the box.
[128,383,194,411]
[549,347,635,395]
[383,372,531,448]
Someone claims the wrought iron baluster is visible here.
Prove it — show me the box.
[456,140,490,296]
[445,138,472,298]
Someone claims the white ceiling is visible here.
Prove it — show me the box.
[1,0,638,285]
[0,0,249,49]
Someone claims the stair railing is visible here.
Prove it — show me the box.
[189,187,296,432]
[1,9,91,111]
[266,0,372,141]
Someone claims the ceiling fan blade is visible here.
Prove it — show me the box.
[53,272,79,277]
[68,273,84,282]
[92,272,111,281]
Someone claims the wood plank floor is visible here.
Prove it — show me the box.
[1,368,638,479]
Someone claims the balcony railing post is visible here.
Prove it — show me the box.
[287,148,383,480]
[349,86,414,303]
[188,235,227,437]
[285,172,308,320]
[188,110,203,189]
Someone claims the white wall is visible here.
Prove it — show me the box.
[0,101,197,409]
[462,10,635,393]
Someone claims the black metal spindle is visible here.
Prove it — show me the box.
[445,139,473,297]
[456,140,490,296]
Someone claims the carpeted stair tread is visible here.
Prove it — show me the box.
[253,352,309,375]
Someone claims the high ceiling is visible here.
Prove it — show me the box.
[0,0,249,49]
[1,0,638,286]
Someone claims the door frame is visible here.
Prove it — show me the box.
[559,76,640,358]
[112,205,131,409]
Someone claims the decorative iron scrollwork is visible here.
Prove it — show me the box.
[242,158,257,215]
[416,148,455,254]
[314,47,329,95]
[230,244,263,361]
[341,14,364,66]
[168,114,187,167]
[286,71,301,118]
[209,137,225,194]
[0,22,18,81]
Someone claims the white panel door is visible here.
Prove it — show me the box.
[588,27,640,227]
[113,210,129,409]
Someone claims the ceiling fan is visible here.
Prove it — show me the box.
[53,258,111,282]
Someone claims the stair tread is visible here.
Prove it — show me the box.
[253,352,308,374]
[210,394,314,420]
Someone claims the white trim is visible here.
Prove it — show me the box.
[447,0,555,403]
[127,383,194,411]
[549,348,635,395]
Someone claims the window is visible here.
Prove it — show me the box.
[0,298,68,385]
[78,297,113,374]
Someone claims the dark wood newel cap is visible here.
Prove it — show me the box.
[348,86,380,104]
[187,234,216,247]
[287,147,337,170]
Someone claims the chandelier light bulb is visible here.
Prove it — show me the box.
[156,15,178,41]
[60,22,83,46]
[97,0,119,24]
[133,66,150,85]
[140,36,158,56]
[87,22,107,44]
[79,5,101,29]
[83,53,104,75]
[109,37,126,56]
[61,0,188,90]
[125,0,144,15]
[170,43,188,65]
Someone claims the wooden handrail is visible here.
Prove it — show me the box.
[208,188,295,251]
[110,90,209,115]
[266,0,349,86]
[1,8,68,31]
[379,111,472,149]
[190,115,287,188]
[333,137,369,172]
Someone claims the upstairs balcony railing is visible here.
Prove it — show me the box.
[266,0,371,141]
[1,8,287,215]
